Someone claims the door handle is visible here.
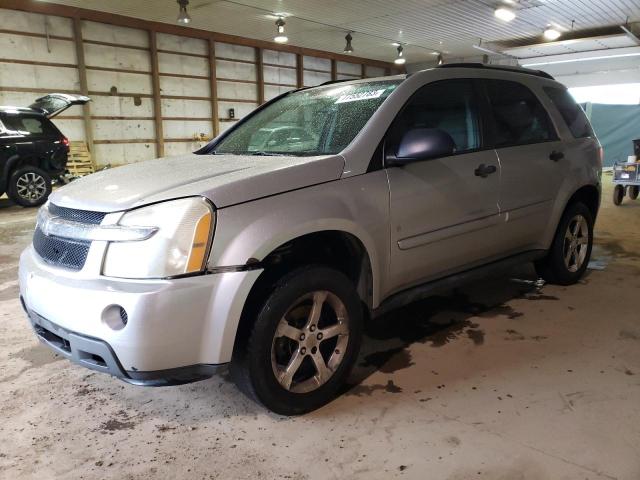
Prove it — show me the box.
[474,164,497,178]
[549,150,564,161]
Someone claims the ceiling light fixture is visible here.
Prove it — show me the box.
[176,0,191,25]
[494,7,516,22]
[543,27,561,41]
[344,32,354,53]
[274,17,288,43]
[394,45,406,65]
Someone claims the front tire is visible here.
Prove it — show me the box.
[8,166,52,207]
[535,202,593,285]
[629,186,639,200]
[231,266,363,415]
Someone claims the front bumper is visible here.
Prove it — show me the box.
[19,245,262,382]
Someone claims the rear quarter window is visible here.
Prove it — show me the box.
[2,115,58,136]
[543,86,594,139]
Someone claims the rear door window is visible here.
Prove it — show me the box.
[484,79,557,147]
[2,115,56,136]
[543,86,594,138]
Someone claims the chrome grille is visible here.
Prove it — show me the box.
[32,204,106,271]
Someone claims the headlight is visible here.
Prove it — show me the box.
[103,197,214,279]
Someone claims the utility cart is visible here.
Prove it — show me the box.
[612,139,640,206]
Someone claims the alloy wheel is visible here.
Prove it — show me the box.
[16,172,47,201]
[271,290,350,394]
[563,214,589,272]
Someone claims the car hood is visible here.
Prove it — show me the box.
[50,153,345,212]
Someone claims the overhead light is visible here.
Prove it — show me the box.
[344,32,353,53]
[274,17,288,43]
[522,51,640,67]
[494,7,516,22]
[176,0,191,25]
[394,45,406,64]
[543,27,561,41]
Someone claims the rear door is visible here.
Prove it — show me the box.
[482,79,565,251]
[29,93,90,118]
[385,79,502,292]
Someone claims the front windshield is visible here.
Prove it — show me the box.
[213,79,402,156]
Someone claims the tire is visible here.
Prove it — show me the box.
[629,186,639,200]
[230,265,363,415]
[613,184,624,206]
[7,166,52,207]
[535,202,593,285]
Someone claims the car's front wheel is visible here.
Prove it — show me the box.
[231,266,363,415]
[535,202,593,285]
[8,166,52,207]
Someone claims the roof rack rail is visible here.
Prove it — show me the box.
[437,63,554,80]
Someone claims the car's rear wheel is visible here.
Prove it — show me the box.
[8,166,52,207]
[231,265,363,415]
[535,202,593,285]
[613,184,625,206]
[629,186,639,200]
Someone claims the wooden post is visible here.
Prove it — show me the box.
[331,59,337,81]
[208,38,219,137]
[296,53,304,88]
[361,64,366,79]
[72,17,94,158]
[149,30,165,157]
[256,47,264,104]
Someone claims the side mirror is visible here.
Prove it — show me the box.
[389,128,455,166]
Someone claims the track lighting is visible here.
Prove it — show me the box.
[543,27,561,40]
[394,45,406,65]
[494,7,516,22]
[176,0,191,25]
[274,17,288,43]
[344,33,353,53]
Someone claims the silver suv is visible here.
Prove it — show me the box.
[19,64,602,415]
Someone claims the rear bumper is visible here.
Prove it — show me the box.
[25,308,226,385]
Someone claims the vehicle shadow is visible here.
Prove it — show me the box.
[342,262,579,394]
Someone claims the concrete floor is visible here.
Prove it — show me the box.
[1,178,639,480]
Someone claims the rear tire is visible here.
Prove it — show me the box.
[613,184,624,206]
[535,202,593,285]
[629,186,639,200]
[7,166,52,207]
[231,265,363,415]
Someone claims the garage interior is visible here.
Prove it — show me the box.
[1,0,639,479]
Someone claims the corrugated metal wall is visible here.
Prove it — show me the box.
[0,7,397,168]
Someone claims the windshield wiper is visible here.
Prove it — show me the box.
[250,151,288,156]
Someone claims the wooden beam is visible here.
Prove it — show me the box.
[149,30,165,158]
[331,59,337,81]
[0,0,397,70]
[296,54,304,88]
[72,17,94,159]
[256,47,264,105]
[208,39,220,137]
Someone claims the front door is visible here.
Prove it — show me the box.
[385,79,502,294]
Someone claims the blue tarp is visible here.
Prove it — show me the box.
[586,103,640,167]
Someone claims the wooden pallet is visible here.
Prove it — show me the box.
[67,142,96,177]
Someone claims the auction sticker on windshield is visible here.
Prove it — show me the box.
[335,89,386,104]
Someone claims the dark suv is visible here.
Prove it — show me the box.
[0,93,89,207]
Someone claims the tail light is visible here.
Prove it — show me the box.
[598,146,604,168]
[62,136,69,147]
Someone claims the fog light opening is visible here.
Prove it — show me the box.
[102,304,128,331]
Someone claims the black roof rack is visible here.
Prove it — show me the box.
[437,63,554,80]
